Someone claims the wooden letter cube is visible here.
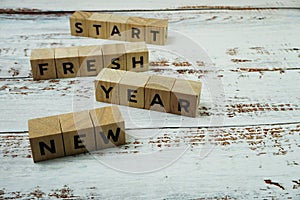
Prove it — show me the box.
[69,11,92,37]
[126,17,147,42]
[87,13,112,39]
[94,68,126,104]
[28,115,65,162]
[107,15,129,41]
[171,79,202,117]
[30,48,57,80]
[145,18,168,45]
[78,45,103,76]
[145,75,175,112]
[90,106,126,150]
[119,71,151,108]
[102,43,126,70]
[55,47,80,78]
[59,110,96,156]
[124,42,149,72]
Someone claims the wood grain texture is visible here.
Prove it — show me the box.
[0,3,299,199]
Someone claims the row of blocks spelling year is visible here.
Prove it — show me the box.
[70,11,168,45]
[95,68,202,117]
[30,42,148,80]
[28,106,125,162]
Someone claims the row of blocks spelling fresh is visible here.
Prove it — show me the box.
[30,42,148,80]
[95,68,202,117]
[28,106,125,162]
[70,11,168,45]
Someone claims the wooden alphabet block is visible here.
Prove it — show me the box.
[89,106,125,150]
[69,11,92,37]
[30,48,57,80]
[124,42,149,72]
[170,79,202,117]
[145,75,176,113]
[102,43,126,70]
[126,17,147,42]
[78,45,103,76]
[87,13,112,39]
[59,110,96,156]
[55,47,80,78]
[94,68,126,104]
[107,15,130,41]
[119,71,151,108]
[145,18,168,45]
[28,115,65,162]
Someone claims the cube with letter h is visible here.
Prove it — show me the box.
[28,106,126,162]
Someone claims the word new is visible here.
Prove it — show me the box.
[30,42,148,80]
[95,68,202,117]
[28,106,125,162]
[70,11,168,45]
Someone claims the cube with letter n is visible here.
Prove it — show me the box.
[28,115,65,162]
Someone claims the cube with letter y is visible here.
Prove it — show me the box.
[170,79,202,117]
[28,115,65,162]
[94,68,126,104]
[30,48,57,80]
[90,106,126,150]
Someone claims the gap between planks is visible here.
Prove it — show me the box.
[1,121,299,134]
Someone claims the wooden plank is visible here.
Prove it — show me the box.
[1,0,299,11]
[0,123,299,198]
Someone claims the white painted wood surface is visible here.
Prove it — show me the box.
[0,1,299,199]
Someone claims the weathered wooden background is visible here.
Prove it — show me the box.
[0,0,299,199]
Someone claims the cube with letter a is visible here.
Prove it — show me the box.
[59,110,96,156]
[124,42,149,72]
[94,68,126,104]
[30,48,57,80]
[69,11,92,37]
[28,115,65,162]
[145,75,176,113]
[126,17,147,42]
[119,71,150,108]
[78,45,103,76]
[55,47,80,78]
[107,14,129,41]
[145,18,168,45]
[89,106,126,150]
[87,13,112,39]
[170,79,202,117]
[102,43,126,70]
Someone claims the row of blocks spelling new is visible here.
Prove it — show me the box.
[70,11,168,45]
[30,42,148,80]
[28,106,125,162]
[95,68,202,117]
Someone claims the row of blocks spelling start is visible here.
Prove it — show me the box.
[28,106,125,162]
[70,11,168,45]
[95,68,202,117]
[30,42,148,80]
